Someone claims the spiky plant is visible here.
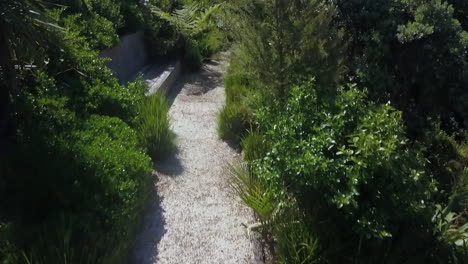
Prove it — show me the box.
[230,163,320,263]
[230,164,277,226]
[136,92,176,160]
[242,129,270,162]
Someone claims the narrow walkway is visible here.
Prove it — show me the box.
[130,55,262,264]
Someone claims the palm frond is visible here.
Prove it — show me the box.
[229,164,320,263]
[230,164,277,223]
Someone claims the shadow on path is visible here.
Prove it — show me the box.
[128,175,166,264]
[166,59,224,107]
[153,154,184,177]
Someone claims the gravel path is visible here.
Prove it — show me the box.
[129,55,263,264]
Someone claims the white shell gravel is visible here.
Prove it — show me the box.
[129,54,264,264]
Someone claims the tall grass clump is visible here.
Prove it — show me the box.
[217,49,259,146]
[217,102,252,146]
[274,208,320,264]
[137,93,176,160]
[225,84,249,104]
[17,217,101,264]
[242,129,269,162]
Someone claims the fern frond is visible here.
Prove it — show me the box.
[195,3,222,30]
[152,3,222,39]
[172,3,199,33]
[152,7,193,37]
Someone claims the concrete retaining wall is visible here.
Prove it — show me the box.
[100,32,147,85]
[100,32,182,96]
[146,61,182,96]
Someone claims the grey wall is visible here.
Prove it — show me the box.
[100,31,147,84]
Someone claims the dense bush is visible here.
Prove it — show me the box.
[74,115,153,221]
[422,127,466,201]
[137,93,176,160]
[1,112,152,264]
[255,81,431,234]
[71,116,153,263]
[0,1,168,263]
[222,0,468,263]
[335,0,468,132]
[240,80,468,262]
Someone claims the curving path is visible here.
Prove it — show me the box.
[129,54,263,264]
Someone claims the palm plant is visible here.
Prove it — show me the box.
[433,203,468,262]
[230,163,277,233]
[0,0,61,91]
[0,0,61,156]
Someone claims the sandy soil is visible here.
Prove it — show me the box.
[129,55,263,264]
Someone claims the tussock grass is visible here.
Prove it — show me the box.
[241,129,269,162]
[137,93,176,160]
[217,102,251,146]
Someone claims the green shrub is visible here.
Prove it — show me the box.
[1,114,152,264]
[85,0,124,30]
[136,93,176,160]
[217,102,252,145]
[455,143,468,193]
[432,203,468,263]
[252,80,437,261]
[242,130,269,162]
[0,1,164,263]
[85,77,147,124]
[66,115,152,263]
[61,12,119,51]
[74,115,153,218]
